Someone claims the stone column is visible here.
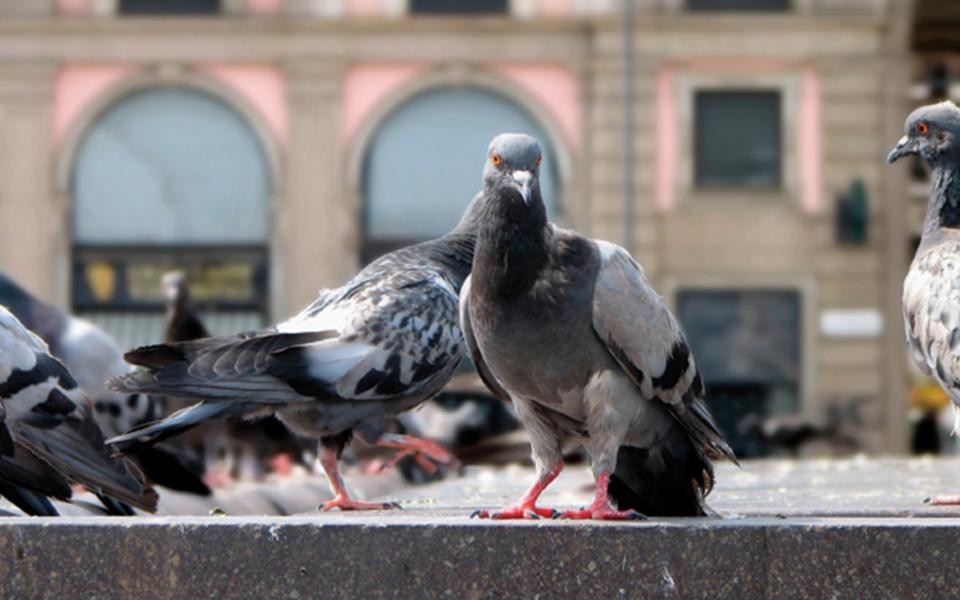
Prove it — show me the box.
[0,61,61,305]
[275,60,351,318]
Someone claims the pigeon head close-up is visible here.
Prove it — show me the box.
[483,132,544,208]
[888,100,960,166]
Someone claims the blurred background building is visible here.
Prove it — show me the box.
[0,0,945,455]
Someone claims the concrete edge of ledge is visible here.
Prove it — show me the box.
[1,515,958,598]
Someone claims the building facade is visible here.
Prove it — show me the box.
[0,0,924,453]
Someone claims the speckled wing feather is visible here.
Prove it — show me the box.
[590,241,736,463]
[904,241,960,416]
[113,264,465,405]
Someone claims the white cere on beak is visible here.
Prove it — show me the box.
[512,170,534,206]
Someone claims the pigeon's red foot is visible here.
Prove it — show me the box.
[374,434,461,474]
[558,506,646,521]
[321,495,401,511]
[926,495,960,506]
[471,504,560,520]
[203,469,234,489]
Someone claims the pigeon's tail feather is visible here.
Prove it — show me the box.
[675,389,739,467]
[129,445,211,496]
[15,420,158,513]
[107,401,248,453]
[96,494,136,516]
[608,434,715,517]
[0,481,59,516]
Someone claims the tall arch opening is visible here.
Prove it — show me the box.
[360,86,560,262]
[70,87,271,348]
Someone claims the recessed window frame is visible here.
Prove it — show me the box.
[117,0,221,15]
[693,89,783,190]
[672,71,802,206]
[685,0,791,12]
[408,0,509,15]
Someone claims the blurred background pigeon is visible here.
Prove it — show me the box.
[0,306,158,515]
[0,271,208,496]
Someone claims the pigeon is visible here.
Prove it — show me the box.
[161,270,309,484]
[736,413,857,457]
[461,134,737,519]
[106,195,486,511]
[0,271,209,496]
[889,100,960,505]
[0,306,158,515]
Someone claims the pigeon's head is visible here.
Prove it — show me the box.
[888,101,960,166]
[483,133,544,207]
[161,270,188,303]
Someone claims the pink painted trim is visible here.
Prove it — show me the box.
[799,66,821,213]
[340,64,429,144]
[200,64,287,146]
[247,0,284,15]
[656,67,676,211]
[490,64,581,150]
[345,0,384,16]
[681,58,800,72]
[536,0,574,16]
[55,0,93,16]
[53,64,140,149]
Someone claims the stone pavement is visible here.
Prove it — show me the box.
[3,457,960,598]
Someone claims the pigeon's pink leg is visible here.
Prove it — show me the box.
[372,433,461,474]
[927,495,960,505]
[559,473,646,521]
[472,460,564,519]
[318,446,399,511]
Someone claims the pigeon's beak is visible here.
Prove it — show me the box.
[887,135,918,164]
[512,170,534,206]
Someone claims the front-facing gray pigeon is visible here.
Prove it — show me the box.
[0,306,158,515]
[889,100,960,505]
[106,196,486,510]
[462,133,736,519]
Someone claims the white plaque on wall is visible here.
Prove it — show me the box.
[819,309,884,338]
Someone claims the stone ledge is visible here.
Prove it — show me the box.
[0,515,957,599]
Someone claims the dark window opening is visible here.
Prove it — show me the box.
[410,0,508,14]
[695,90,782,189]
[119,0,220,15]
[687,0,789,11]
[677,289,801,458]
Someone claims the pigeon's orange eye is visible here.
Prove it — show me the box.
[491,153,502,166]
[918,122,930,135]
[536,156,542,167]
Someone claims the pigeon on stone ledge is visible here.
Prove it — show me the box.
[107,195,487,511]
[889,100,960,505]
[462,134,737,520]
[0,306,158,515]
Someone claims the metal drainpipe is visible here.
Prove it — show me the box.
[623,0,636,253]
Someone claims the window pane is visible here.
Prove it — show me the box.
[695,91,781,188]
[362,87,558,261]
[119,0,220,15]
[410,0,507,14]
[73,88,271,245]
[677,289,800,456]
[687,0,789,11]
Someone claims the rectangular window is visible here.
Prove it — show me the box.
[687,0,789,11]
[409,0,508,14]
[694,90,781,189]
[676,289,800,457]
[119,0,220,15]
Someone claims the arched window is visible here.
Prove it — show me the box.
[71,87,271,348]
[361,86,560,262]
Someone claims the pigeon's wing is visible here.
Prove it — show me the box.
[590,241,736,463]
[904,243,960,398]
[112,268,464,404]
[458,276,509,402]
[0,309,157,511]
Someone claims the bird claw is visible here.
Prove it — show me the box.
[470,505,559,520]
[321,497,401,511]
[559,508,647,521]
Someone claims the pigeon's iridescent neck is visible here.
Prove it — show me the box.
[925,165,960,235]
